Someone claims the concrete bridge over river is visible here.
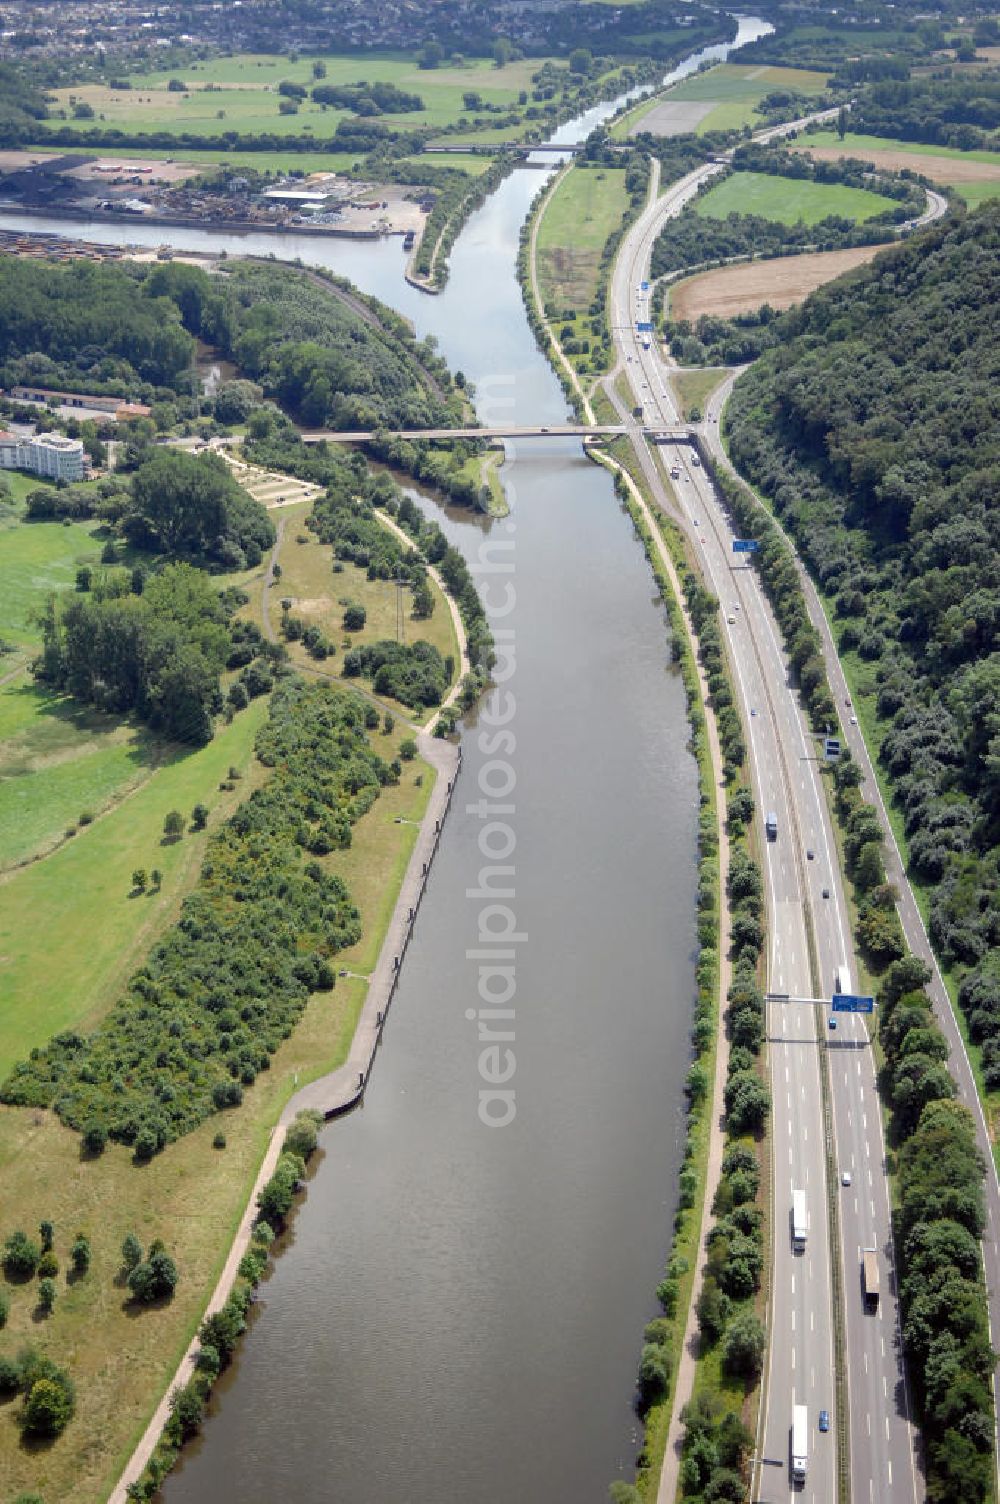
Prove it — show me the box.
[301,424,693,444]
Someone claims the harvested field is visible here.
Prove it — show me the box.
[670,244,892,322]
[628,99,715,137]
[799,142,1000,185]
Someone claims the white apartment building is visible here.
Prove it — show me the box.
[0,430,86,482]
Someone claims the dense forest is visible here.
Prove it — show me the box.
[0,254,462,433]
[36,562,275,745]
[1,681,390,1154]
[842,68,1000,150]
[0,256,194,393]
[144,259,463,431]
[726,204,1000,1032]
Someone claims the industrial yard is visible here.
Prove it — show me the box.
[0,150,432,237]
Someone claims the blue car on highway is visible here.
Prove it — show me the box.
[819,1409,830,1433]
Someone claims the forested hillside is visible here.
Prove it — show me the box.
[144,260,464,431]
[727,205,1000,1029]
[0,254,462,430]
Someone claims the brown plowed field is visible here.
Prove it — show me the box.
[670,244,892,322]
[800,144,1000,184]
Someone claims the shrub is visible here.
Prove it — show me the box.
[37,1250,58,1278]
[37,1277,57,1314]
[284,1109,322,1161]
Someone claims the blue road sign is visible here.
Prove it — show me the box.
[832,994,874,1013]
[824,737,841,760]
[636,320,653,331]
[732,538,760,554]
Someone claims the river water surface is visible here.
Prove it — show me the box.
[9,21,772,1501]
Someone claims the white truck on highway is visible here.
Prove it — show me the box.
[792,1188,807,1251]
[792,1403,808,1482]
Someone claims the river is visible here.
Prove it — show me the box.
[12,19,771,1502]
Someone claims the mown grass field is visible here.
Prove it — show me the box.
[0,697,270,1076]
[0,718,435,1504]
[0,681,162,870]
[42,52,564,140]
[536,165,629,381]
[0,513,103,650]
[613,62,831,139]
[695,169,897,225]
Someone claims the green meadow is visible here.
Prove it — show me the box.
[695,169,898,225]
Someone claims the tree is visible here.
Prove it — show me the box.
[399,737,417,761]
[22,1371,75,1436]
[4,1230,41,1279]
[722,1310,766,1379]
[163,810,184,840]
[83,1121,107,1155]
[312,60,326,79]
[168,1382,204,1441]
[38,1277,56,1314]
[837,105,848,139]
[191,803,209,830]
[128,1246,179,1303]
[412,578,434,618]
[121,1231,143,1271]
[724,1070,770,1134]
[39,1219,53,1253]
[638,1342,668,1406]
[70,1232,91,1274]
[132,868,148,893]
[342,603,366,631]
[696,1275,730,1341]
[417,41,444,68]
[151,868,162,889]
[569,47,593,75]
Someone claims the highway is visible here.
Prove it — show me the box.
[705,366,1000,1490]
[607,149,920,1502]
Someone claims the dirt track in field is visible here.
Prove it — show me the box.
[670,244,892,321]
